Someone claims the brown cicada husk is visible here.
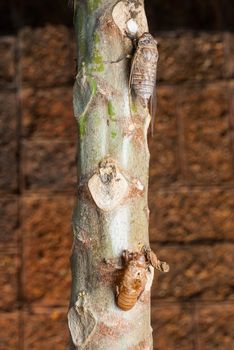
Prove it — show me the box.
[117,251,148,311]
[129,32,158,135]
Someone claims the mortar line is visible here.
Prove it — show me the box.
[15,29,25,350]
[193,302,202,350]
[176,85,187,183]
[223,33,234,179]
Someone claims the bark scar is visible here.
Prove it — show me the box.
[68,293,97,348]
[88,159,129,211]
[74,63,97,121]
[112,0,147,39]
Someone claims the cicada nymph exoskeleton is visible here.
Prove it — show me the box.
[143,246,170,273]
[116,246,169,311]
[129,32,159,134]
[116,250,148,311]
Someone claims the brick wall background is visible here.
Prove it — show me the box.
[0,17,234,350]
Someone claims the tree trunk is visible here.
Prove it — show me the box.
[68,1,153,349]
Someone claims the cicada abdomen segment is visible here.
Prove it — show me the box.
[117,288,140,311]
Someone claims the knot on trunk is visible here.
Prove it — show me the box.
[68,293,97,347]
[88,159,129,211]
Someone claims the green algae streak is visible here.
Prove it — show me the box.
[79,114,87,138]
[108,100,116,121]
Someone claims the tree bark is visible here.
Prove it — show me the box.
[68,1,153,349]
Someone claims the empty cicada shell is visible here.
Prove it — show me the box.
[117,251,148,311]
[116,246,169,311]
[129,32,158,134]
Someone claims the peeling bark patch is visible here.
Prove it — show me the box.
[132,178,144,192]
[68,298,97,347]
[88,159,129,211]
[73,223,92,247]
[131,338,151,350]
[93,312,132,343]
[144,266,154,292]
[127,177,145,200]
[99,258,123,286]
[96,322,116,339]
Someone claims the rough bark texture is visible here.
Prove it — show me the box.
[69,1,153,349]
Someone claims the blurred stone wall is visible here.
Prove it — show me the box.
[0,25,234,349]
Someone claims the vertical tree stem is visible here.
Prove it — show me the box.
[68,1,153,349]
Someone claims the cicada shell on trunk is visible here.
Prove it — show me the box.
[117,251,148,311]
[130,32,158,132]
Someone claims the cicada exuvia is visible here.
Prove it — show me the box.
[129,32,158,134]
[116,247,169,311]
[116,250,148,311]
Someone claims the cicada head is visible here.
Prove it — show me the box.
[138,32,157,47]
[130,252,147,268]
